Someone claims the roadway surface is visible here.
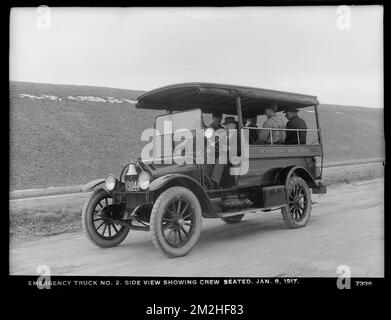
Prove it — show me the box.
[10,179,384,277]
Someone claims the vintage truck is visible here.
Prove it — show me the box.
[82,83,327,257]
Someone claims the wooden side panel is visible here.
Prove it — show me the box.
[237,145,322,187]
[248,145,323,159]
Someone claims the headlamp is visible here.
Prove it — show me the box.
[105,175,118,191]
[138,172,151,190]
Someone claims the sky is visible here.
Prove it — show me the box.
[10,6,383,108]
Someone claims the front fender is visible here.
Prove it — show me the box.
[149,174,217,218]
[82,178,105,192]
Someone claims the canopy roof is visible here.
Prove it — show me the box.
[136,82,318,116]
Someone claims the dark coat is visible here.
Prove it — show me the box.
[285,115,307,145]
[206,122,224,158]
[247,124,259,144]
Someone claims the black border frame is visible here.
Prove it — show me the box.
[4,0,388,307]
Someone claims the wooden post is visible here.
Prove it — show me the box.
[314,103,322,145]
[235,94,243,154]
[314,103,324,178]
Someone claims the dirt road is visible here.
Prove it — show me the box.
[9,179,384,277]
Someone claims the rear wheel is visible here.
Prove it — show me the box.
[221,214,244,224]
[281,176,311,228]
[150,187,202,257]
[82,188,129,248]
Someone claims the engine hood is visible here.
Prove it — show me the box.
[137,159,201,182]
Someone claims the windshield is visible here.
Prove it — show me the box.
[153,109,202,160]
[155,109,202,135]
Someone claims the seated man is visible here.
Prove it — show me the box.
[204,112,225,189]
[207,112,224,131]
[256,104,286,144]
[223,116,240,154]
[223,116,242,185]
[223,116,237,129]
[245,115,259,145]
[284,108,307,144]
[208,116,238,189]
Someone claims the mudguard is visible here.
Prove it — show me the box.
[82,178,105,192]
[277,166,317,189]
[149,174,217,218]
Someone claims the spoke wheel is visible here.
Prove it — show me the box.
[281,176,311,228]
[150,187,202,258]
[161,198,196,248]
[82,189,129,248]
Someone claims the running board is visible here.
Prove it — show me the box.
[111,219,150,231]
[217,206,284,218]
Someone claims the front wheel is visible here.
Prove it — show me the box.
[281,176,311,228]
[82,188,129,248]
[150,187,202,257]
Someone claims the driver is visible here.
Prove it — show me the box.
[223,116,240,155]
[205,112,225,189]
[208,116,240,189]
[207,112,224,131]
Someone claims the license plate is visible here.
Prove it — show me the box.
[125,177,139,191]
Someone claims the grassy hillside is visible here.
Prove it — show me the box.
[9,81,385,190]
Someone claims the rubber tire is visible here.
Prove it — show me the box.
[281,176,311,228]
[82,188,129,248]
[221,214,244,224]
[150,186,202,258]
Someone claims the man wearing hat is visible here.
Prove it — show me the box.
[206,111,224,164]
[245,115,259,145]
[223,116,237,131]
[284,108,307,145]
[205,112,224,189]
[208,112,224,131]
[223,116,240,153]
[208,115,242,188]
